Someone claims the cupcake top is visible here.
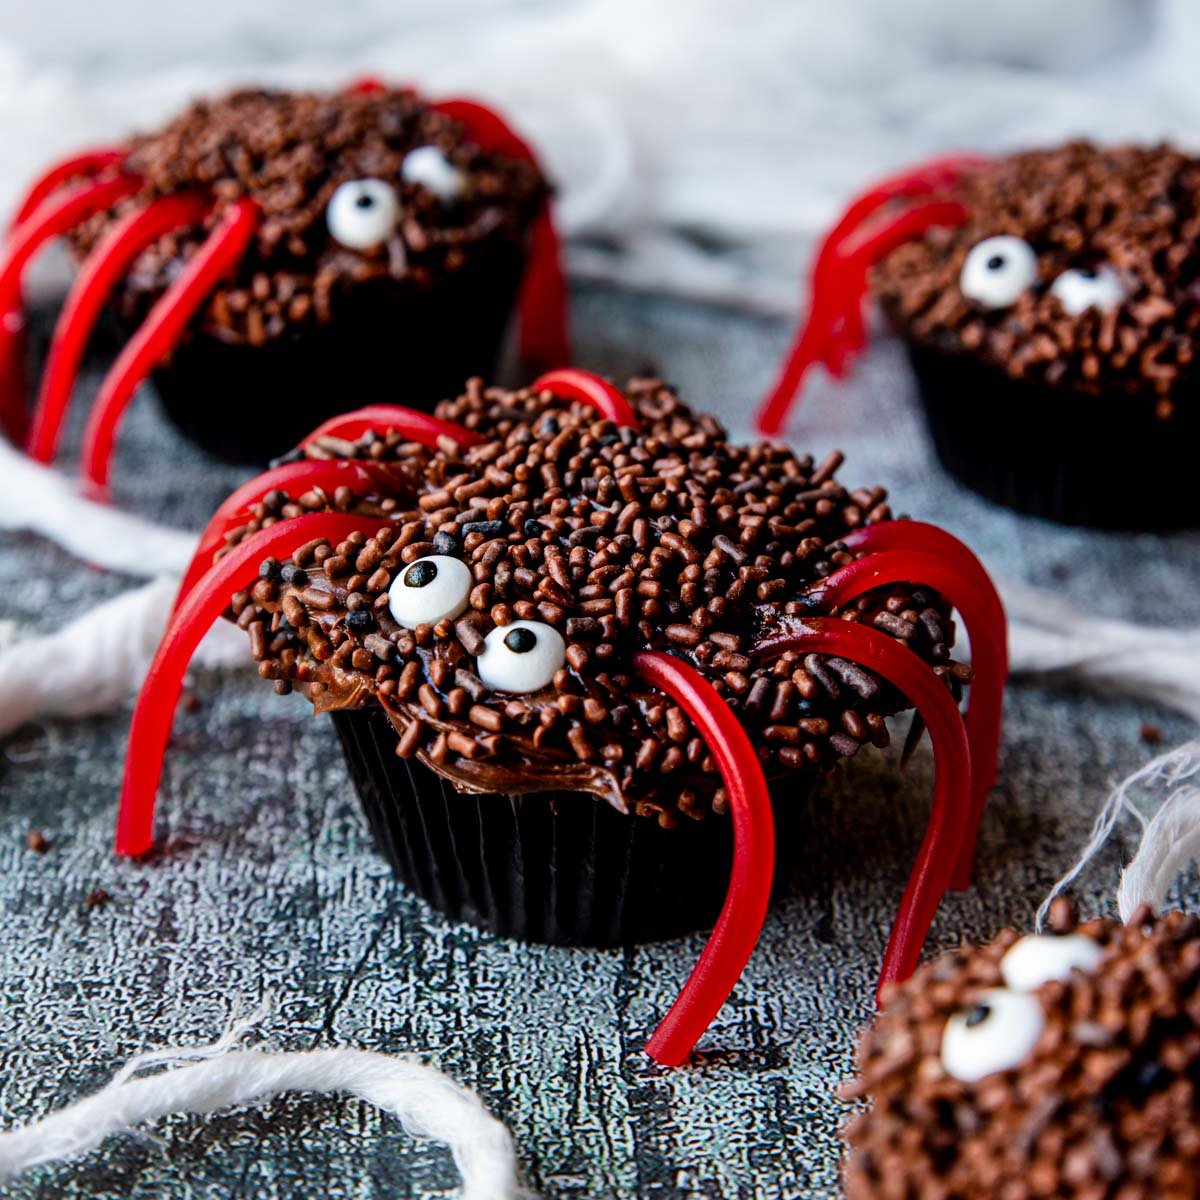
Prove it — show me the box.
[871,142,1200,410]
[842,899,1200,1198]
[226,378,968,823]
[71,87,548,346]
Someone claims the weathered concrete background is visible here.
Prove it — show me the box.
[1,288,1197,1198]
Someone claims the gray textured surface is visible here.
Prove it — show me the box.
[1,286,1197,1199]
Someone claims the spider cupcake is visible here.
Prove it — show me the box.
[0,83,566,477]
[114,370,1005,1065]
[842,898,1200,1197]
[758,142,1200,528]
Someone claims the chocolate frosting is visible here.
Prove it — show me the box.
[227,377,969,822]
[70,87,547,346]
[871,142,1200,408]
[842,900,1200,1198]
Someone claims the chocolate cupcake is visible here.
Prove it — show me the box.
[115,373,1004,1036]
[842,899,1200,1198]
[3,85,564,485]
[759,143,1200,528]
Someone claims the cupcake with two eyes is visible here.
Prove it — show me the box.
[872,141,1200,528]
[205,377,974,948]
[842,898,1200,1198]
[69,86,552,462]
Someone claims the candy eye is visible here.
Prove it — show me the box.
[1049,266,1124,316]
[401,146,467,205]
[960,236,1038,308]
[475,620,565,694]
[326,179,400,249]
[387,555,471,627]
[940,988,1045,1083]
[1000,933,1103,991]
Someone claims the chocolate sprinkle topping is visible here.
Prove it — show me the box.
[872,142,1200,407]
[842,901,1200,1198]
[70,87,547,346]
[223,377,969,821]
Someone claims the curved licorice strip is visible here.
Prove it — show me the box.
[808,546,1003,890]
[841,521,1007,888]
[172,459,417,616]
[532,368,641,430]
[114,512,392,858]
[0,173,142,442]
[754,617,971,1000]
[433,96,569,368]
[299,405,478,451]
[755,156,982,436]
[79,199,259,494]
[27,193,212,463]
[809,155,985,360]
[634,651,775,1066]
[8,147,127,231]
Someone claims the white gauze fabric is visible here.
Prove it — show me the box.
[0,437,197,577]
[1036,741,1200,929]
[4,0,1200,313]
[0,576,245,737]
[0,1006,529,1200]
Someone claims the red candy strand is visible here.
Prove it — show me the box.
[434,96,569,368]
[532,368,641,430]
[300,404,477,451]
[27,193,211,463]
[754,155,984,437]
[79,198,259,495]
[8,147,126,232]
[842,522,1007,889]
[634,651,776,1066]
[0,173,141,442]
[173,459,414,615]
[115,512,391,858]
[754,618,971,999]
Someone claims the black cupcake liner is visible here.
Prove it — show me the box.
[331,706,811,948]
[906,340,1200,530]
[124,241,526,465]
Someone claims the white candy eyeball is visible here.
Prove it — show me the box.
[475,620,565,694]
[1049,265,1125,316]
[940,988,1045,1083]
[1000,933,1103,992]
[387,556,471,628]
[960,235,1038,308]
[401,146,467,205]
[327,178,400,250]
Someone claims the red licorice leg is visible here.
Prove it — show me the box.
[300,405,478,451]
[841,523,1008,888]
[173,458,413,615]
[78,199,259,496]
[755,197,969,438]
[0,173,141,442]
[115,512,391,858]
[754,619,971,999]
[8,147,126,232]
[434,97,569,368]
[27,193,210,463]
[783,155,983,371]
[633,651,775,1065]
[532,368,640,430]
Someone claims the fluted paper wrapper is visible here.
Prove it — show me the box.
[331,706,809,947]
[907,341,1200,530]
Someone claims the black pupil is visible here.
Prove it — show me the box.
[964,1004,991,1028]
[505,627,537,654]
[405,561,437,588]
[986,255,1006,272]
[355,192,375,209]
[1077,268,1096,280]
